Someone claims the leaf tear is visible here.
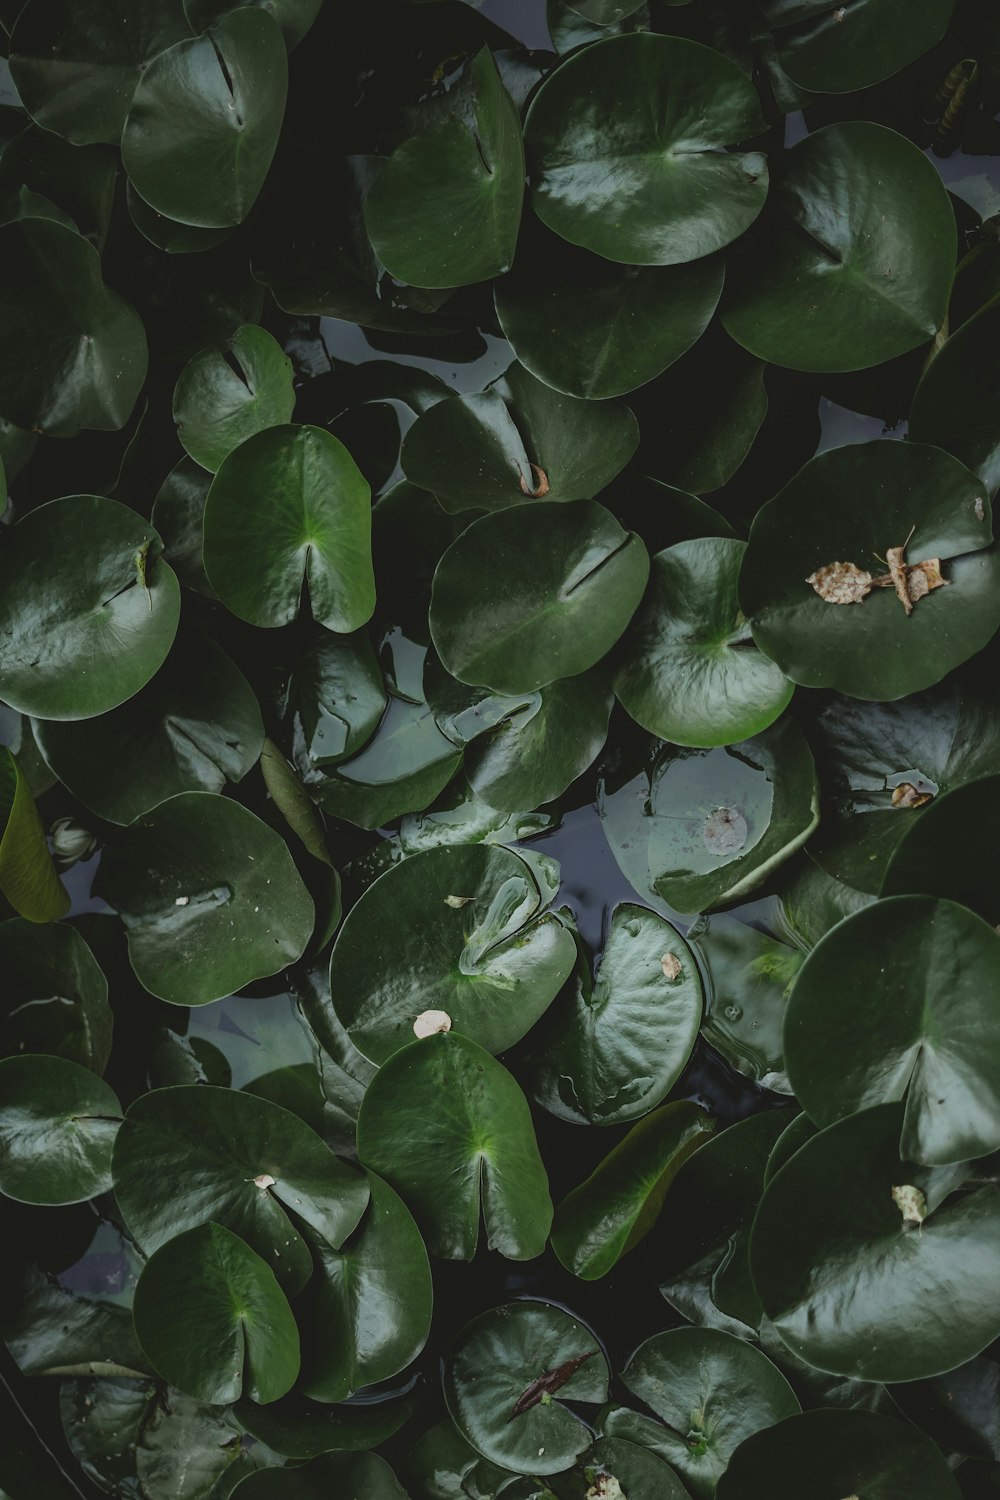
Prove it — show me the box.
[508,1349,597,1421]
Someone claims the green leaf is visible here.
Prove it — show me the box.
[9,0,192,145]
[234,1390,413,1459]
[494,221,724,400]
[0,211,148,435]
[150,457,215,596]
[566,0,647,19]
[0,1053,120,1205]
[607,1328,800,1499]
[96,792,315,1005]
[525,33,767,265]
[364,48,524,290]
[356,1032,553,1260]
[615,539,794,748]
[0,747,68,921]
[297,1171,433,1402]
[430,500,649,694]
[35,631,264,825]
[910,294,1000,499]
[401,362,639,514]
[173,324,296,472]
[555,1437,690,1500]
[260,738,332,867]
[762,0,956,94]
[881,776,1000,925]
[722,123,955,373]
[122,7,288,229]
[133,1221,299,1405]
[0,124,118,249]
[404,1418,517,1500]
[551,1102,715,1279]
[184,0,325,50]
[521,903,703,1126]
[286,627,388,770]
[59,1378,156,1500]
[331,843,574,1063]
[230,1452,409,1499]
[0,918,110,1072]
[113,1083,370,1297]
[784,895,1000,1164]
[126,179,234,255]
[693,914,802,1093]
[0,495,180,721]
[203,424,375,631]
[443,1301,608,1475]
[750,1103,1000,1381]
[889,1353,1000,1463]
[740,441,999,700]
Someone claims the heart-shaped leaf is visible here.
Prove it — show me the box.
[0,1054,121,1205]
[96,792,315,1005]
[173,324,295,472]
[113,1084,369,1296]
[524,33,768,265]
[286,628,387,771]
[203,424,375,631]
[430,500,649,694]
[0,496,180,721]
[910,293,1000,499]
[234,1390,413,1459]
[0,747,68,922]
[761,0,956,94]
[133,1221,299,1404]
[880,776,1000,925]
[615,539,795,748]
[0,919,111,1072]
[692,914,801,1093]
[356,1032,552,1260]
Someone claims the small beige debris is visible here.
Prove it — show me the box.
[660,952,682,981]
[885,544,913,616]
[444,894,473,909]
[891,782,933,809]
[905,557,949,604]
[413,1009,452,1039]
[251,1173,276,1191]
[976,497,986,520]
[892,1184,928,1225]
[805,561,873,604]
[586,1477,627,1500]
[175,896,190,906]
[518,463,550,498]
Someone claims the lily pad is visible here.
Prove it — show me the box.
[430,500,649,694]
[35,632,264,825]
[444,1301,608,1475]
[740,440,999,700]
[401,362,639,514]
[235,1390,414,1459]
[749,1102,1000,1381]
[329,843,576,1063]
[203,424,375,632]
[231,1452,408,1498]
[286,627,387,771]
[0,919,111,1072]
[521,903,704,1126]
[494,222,724,400]
[96,792,315,1005]
[559,1437,689,1500]
[0,746,69,922]
[615,539,795,748]
[607,1327,800,1499]
[133,1221,299,1405]
[524,33,768,265]
[173,324,296,471]
[0,495,180,721]
[910,294,1000,499]
[551,1102,715,1279]
[692,914,802,1093]
[784,895,1000,1164]
[122,7,288,229]
[364,47,523,290]
[880,776,1000,924]
[0,1053,121,1205]
[404,1418,517,1500]
[723,123,955,372]
[356,1032,552,1260]
[112,1083,370,1296]
[150,457,215,596]
[761,0,956,94]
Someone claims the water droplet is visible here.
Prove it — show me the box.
[723,1003,743,1022]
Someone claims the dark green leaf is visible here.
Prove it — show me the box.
[0,746,69,921]
[230,1451,408,1498]
[0,918,111,1072]
[881,776,1000,925]
[173,324,296,472]
[693,914,801,1092]
[762,0,956,94]
[235,1390,413,1459]
[287,628,387,770]
[0,1053,120,1205]
[910,294,1000,498]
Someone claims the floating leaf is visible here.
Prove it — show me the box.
[230,1451,409,1498]
[286,628,387,771]
[0,1054,121,1205]
[0,747,68,922]
[693,914,801,1093]
[0,919,111,1072]
[910,293,1000,499]
[880,775,1000,925]
[235,1390,413,1459]
[761,0,956,94]
[173,324,295,472]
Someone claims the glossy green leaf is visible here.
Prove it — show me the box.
[401,362,639,514]
[357,1032,552,1260]
[522,903,703,1126]
[9,0,192,145]
[122,8,288,229]
[615,539,794,748]
[126,179,233,255]
[231,1451,408,1498]
[749,1103,1000,1381]
[365,48,523,290]
[404,1418,516,1500]
[607,1328,799,1499]
[762,0,956,94]
[554,1437,689,1500]
[0,919,111,1072]
[59,1378,156,1499]
[0,495,180,721]
[133,1221,299,1405]
[0,210,148,435]
[430,500,649,694]
[552,1102,715,1279]
[235,1390,413,1459]
[150,456,215,596]
[35,632,264,825]
[0,123,118,249]
[547,0,651,52]
[444,1301,608,1475]
[287,627,387,771]
[0,747,68,922]
[910,294,1000,499]
[173,324,296,471]
[723,123,955,372]
[329,844,575,1064]
[881,776,1000,925]
[298,1171,432,1402]
[494,223,724,400]
[890,1352,1000,1463]
[776,853,874,948]
[784,895,1000,1164]
[740,441,999,700]
[566,0,647,19]
[525,34,768,266]
[0,1054,120,1205]
[693,914,801,1092]
[716,1408,962,1500]
[184,0,325,49]
[203,424,375,631]
[113,1083,369,1296]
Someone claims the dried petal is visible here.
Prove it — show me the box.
[444,894,473,908]
[413,1009,452,1039]
[976,496,986,521]
[891,782,933,809]
[518,463,550,498]
[806,561,872,604]
[892,1184,927,1225]
[660,952,682,981]
[704,805,747,856]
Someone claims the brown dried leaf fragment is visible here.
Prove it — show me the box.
[518,463,550,499]
[508,1350,597,1421]
[885,545,913,616]
[806,561,872,604]
[906,557,949,604]
[891,783,933,809]
[660,952,682,981]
